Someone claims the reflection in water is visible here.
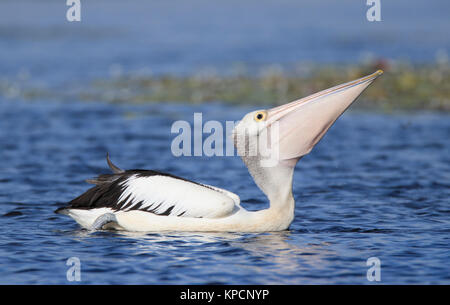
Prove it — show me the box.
[232,232,333,273]
[89,230,335,284]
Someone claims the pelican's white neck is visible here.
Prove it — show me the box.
[241,156,297,230]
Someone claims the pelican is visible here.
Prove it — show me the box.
[55,70,383,232]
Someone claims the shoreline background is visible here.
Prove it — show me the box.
[2,61,448,112]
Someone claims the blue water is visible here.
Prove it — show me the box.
[0,0,449,285]
[0,0,449,84]
[0,100,449,284]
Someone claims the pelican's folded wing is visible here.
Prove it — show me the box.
[57,170,238,219]
[199,184,240,207]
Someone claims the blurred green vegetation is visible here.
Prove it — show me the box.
[86,61,449,112]
[2,61,449,112]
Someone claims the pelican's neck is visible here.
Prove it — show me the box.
[266,165,295,211]
[242,156,297,230]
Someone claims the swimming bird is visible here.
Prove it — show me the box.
[55,70,383,232]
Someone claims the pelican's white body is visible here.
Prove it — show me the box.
[66,207,293,232]
[63,173,294,232]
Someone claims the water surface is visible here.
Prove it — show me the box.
[1,0,449,84]
[0,100,449,284]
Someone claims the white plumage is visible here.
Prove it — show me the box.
[116,175,239,218]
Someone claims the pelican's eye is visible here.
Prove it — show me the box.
[254,111,267,122]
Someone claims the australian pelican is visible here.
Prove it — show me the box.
[56,70,383,232]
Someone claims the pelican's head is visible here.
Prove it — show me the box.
[233,70,383,201]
